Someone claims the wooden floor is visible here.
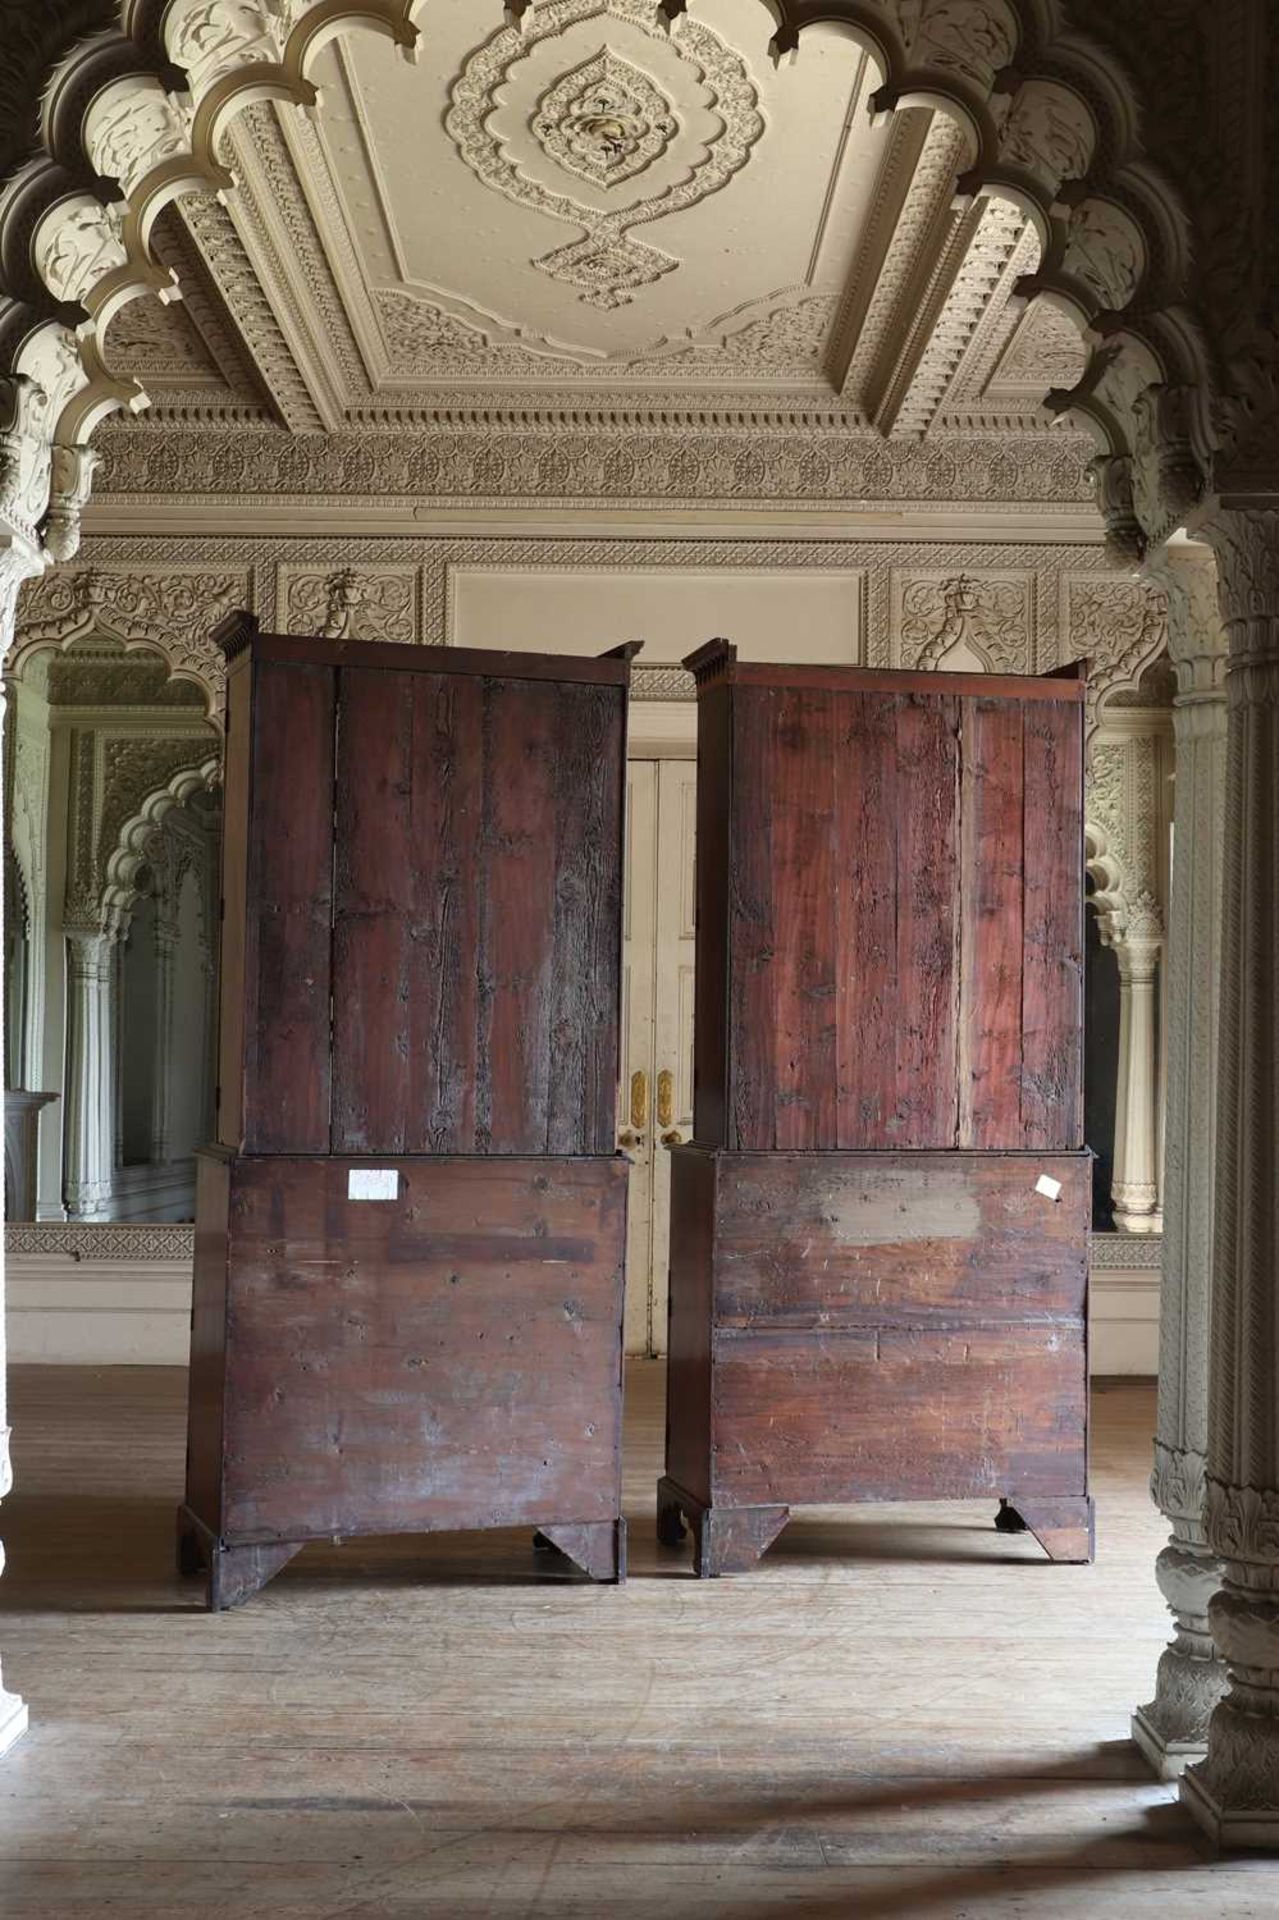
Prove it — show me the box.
[1,1364,1276,1917]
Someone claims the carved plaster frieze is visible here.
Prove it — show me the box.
[3,1221,194,1261]
[16,531,1170,729]
[88,422,1097,508]
[373,287,841,388]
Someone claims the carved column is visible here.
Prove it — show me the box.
[0,539,38,1754]
[1110,902,1164,1232]
[63,927,118,1221]
[1183,508,1279,1845]
[149,912,179,1165]
[1133,548,1228,1776]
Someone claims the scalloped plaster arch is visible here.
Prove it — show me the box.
[1084,816,1132,946]
[100,749,219,930]
[0,0,1214,570]
[7,592,224,722]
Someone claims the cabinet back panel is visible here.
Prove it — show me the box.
[243,660,335,1153]
[706,681,1082,1153]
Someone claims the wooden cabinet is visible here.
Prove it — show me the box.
[181,619,633,1606]
[660,644,1093,1573]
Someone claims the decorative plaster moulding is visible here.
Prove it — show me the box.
[444,0,764,311]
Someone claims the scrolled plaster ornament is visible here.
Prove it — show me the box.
[1090,455,1144,567]
[897,0,1018,91]
[1132,383,1204,533]
[166,0,293,92]
[997,80,1095,191]
[1150,1440,1208,1533]
[282,565,417,644]
[533,50,679,189]
[33,197,128,309]
[898,569,1032,671]
[1060,198,1145,313]
[43,444,100,564]
[445,0,764,309]
[84,81,196,199]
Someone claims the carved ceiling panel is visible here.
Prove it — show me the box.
[312,0,889,387]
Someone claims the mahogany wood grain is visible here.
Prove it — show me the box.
[185,1153,627,1576]
[242,659,335,1152]
[214,657,251,1150]
[691,683,731,1147]
[218,632,628,1159]
[835,692,899,1147]
[892,693,960,1146]
[770,689,839,1150]
[1021,696,1085,1148]
[663,1145,1092,1566]
[690,661,1084,1155]
[959,698,1026,1147]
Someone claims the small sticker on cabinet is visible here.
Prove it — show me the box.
[1035,1174,1063,1202]
[348,1169,399,1201]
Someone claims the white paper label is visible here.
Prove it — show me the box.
[1035,1174,1063,1202]
[348,1168,399,1201]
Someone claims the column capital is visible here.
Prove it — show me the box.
[1146,544,1228,699]
[1196,506,1279,640]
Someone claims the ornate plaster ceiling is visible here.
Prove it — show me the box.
[90,1,1095,486]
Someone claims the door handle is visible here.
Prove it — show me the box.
[661,1128,685,1147]
[618,1127,644,1149]
[657,1068,674,1130]
[630,1069,648,1132]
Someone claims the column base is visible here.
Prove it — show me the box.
[1181,1767,1279,1849]
[1131,1705,1207,1780]
[0,1685,28,1757]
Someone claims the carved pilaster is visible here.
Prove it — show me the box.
[149,916,179,1165]
[1110,899,1164,1233]
[63,928,120,1222]
[1182,508,1279,1846]
[0,536,38,1757]
[1133,546,1228,1776]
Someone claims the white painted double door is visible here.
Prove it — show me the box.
[619,758,697,1356]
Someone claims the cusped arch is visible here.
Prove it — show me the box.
[0,0,1216,562]
[8,589,226,722]
[100,750,220,930]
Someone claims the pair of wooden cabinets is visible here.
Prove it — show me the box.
[180,621,1090,1608]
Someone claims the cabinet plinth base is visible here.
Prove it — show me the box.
[657,1478,790,1577]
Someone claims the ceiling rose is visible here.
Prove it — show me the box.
[533,50,679,190]
[445,0,765,311]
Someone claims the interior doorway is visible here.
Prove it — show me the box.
[620,758,696,1357]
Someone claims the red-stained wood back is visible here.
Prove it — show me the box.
[220,639,627,1158]
[694,669,1083,1153]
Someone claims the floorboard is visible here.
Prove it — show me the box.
[0,1363,1273,1916]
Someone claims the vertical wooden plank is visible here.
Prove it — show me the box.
[215,658,252,1150]
[893,693,960,1147]
[406,670,483,1153]
[770,689,838,1148]
[546,683,624,1155]
[958,698,1025,1148]
[245,660,334,1153]
[479,675,559,1152]
[331,670,414,1153]
[1022,698,1084,1147]
[692,683,731,1147]
[836,692,900,1147]
[728,686,777,1150]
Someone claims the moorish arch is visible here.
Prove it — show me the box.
[0,0,1232,581]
